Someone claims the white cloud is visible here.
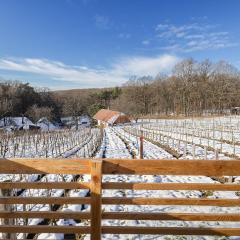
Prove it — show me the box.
[118,33,131,39]
[142,40,150,45]
[0,55,180,89]
[154,21,237,52]
[155,24,169,31]
[184,34,205,40]
[112,54,180,77]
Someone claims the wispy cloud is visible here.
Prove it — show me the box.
[142,40,150,45]
[112,54,180,77]
[0,55,180,89]
[118,33,131,39]
[149,20,238,52]
[94,14,111,30]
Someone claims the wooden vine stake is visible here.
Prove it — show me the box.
[140,130,144,159]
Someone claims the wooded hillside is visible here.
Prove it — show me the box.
[1,58,240,121]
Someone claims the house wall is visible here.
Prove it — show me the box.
[97,120,108,128]
[114,115,131,125]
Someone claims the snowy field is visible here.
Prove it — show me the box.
[0,116,240,240]
[96,126,240,240]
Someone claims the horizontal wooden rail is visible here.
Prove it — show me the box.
[1,158,240,239]
[0,158,91,174]
[1,211,239,222]
[0,226,90,234]
[0,181,90,189]
[101,226,240,236]
[102,159,240,176]
[0,197,91,204]
[102,212,240,221]
[102,182,240,191]
[102,197,240,206]
[0,211,91,219]
[1,158,240,176]
[0,226,240,236]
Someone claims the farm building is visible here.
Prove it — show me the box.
[93,109,131,127]
[36,117,58,131]
[61,115,91,128]
[0,117,40,131]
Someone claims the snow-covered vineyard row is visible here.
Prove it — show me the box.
[0,127,102,240]
[91,127,239,240]
[125,116,240,160]
[1,116,240,240]
[0,128,101,158]
[143,116,240,143]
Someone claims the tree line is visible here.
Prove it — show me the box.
[0,81,122,122]
[0,82,61,122]
[0,58,240,122]
[112,59,240,117]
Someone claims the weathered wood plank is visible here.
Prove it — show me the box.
[102,182,240,191]
[0,226,90,234]
[102,226,240,236]
[0,197,91,204]
[102,197,240,206]
[0,158,91,174]
[102,159,240,176]
[0,182,90,189]
[0,211,90,219]
[1,158,240,175]
[102,212,240,221]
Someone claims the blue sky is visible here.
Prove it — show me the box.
[0,0,240,89]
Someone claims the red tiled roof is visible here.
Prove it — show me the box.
[93,109,130,124]
[93,109,119,122]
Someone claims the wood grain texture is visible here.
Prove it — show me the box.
[102,226,240,236]
[90,160,102,240]
[1,157,240,238]
[0,226,90,234]
[102,212,240,221]
[0,211,90,219]
[102,159,240,176]
[0,158,91,174]
[0,182,90,189]
[102,182,240,191]
[102,197,240,206]
[0,197,91,204]
[1,158,240,175]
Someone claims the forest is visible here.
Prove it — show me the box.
[0,58,240,122]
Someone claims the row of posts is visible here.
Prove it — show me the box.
[138,130,233,183]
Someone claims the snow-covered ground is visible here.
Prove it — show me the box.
[0,128,101,240]
[1,117,240,240]
[93,126,240,240]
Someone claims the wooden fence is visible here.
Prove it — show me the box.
[0,158,240,239]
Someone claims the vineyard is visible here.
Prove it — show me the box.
[0,116,240,240]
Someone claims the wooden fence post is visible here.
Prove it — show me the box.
[91,160,103,240]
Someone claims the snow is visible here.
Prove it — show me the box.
[37,117,58,131]
[93,124,240,240]
[1,116,240,240]
[0,116,37,131]
[61,115,91,128]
